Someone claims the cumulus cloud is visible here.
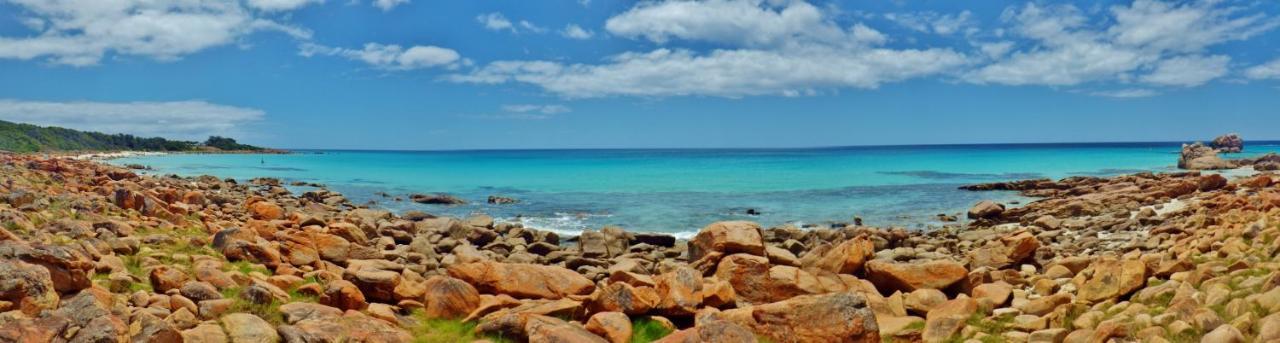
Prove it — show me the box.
[246,0,324,12]
[1246,59,1280,80]
[885,11,977,36]
[0,99,264,139]
[451,47,967,98]
[477,12,547,34]
[372,0,409,11]
[560,25,595,40]
[300,43,462,70]
[477,12,515,32]
[451,0,966,98]
[604,0,879,48]
[0,0,312,66]
[1140,55,1231,87]
[967,1,1275,87]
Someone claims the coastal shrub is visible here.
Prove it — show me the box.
[407,311,512,343]
[630,317,674,343]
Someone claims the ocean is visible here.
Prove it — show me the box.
[108,142,1280,238]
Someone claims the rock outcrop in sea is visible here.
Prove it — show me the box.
[1,154,1280,342]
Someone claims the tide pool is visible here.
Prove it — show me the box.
[109,142,1280,237]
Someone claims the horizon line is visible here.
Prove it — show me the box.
[274,138,1280,153]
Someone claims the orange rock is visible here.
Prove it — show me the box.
[652,266,703,315]
[320,279,368,311]
[719,292,880,342]
[448,261,594,300]
[1075,258,1146,303]
[587,282,659,315]
[865,259,968,294]
[922,298,977,343]
[807,236,875,275]
[586,312,632,343]
[689,221,765,261]
[248,201,285,220]
[420,276,480,320]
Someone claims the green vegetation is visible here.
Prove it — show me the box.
[0,119,264,152]
[407,311,512,343]
[630,317,675,343]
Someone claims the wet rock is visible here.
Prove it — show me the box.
[487,195,519,204]
[410,193,466,205]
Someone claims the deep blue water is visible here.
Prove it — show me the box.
[109,142,1280,237]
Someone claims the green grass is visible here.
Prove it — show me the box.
[221,286,287,325]
[630,317,675,343]
[407,311,513,343]
[226,260,269,275]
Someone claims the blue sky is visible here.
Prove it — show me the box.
[2,0,1280,149]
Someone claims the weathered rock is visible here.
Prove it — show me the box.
[922,298,977,343]
[865,259,968,293]
[653,266,704,315]
[654,319,756,343]
[1075,258,1146,303]
[222,313,280,343]
[319,279,368,311]
[967,200,1005,220]
[1180,142,1238,170]
[448,261,594,299]
[1210,133,1243,153]
[587,282,659,315]
[420,275,481,319]
[586,312,632,343]
[150,265,190,293]
[525,315,609,343]
[181,323,228,343]
[807,236,874,274]
[248,201,285,220]
[689,221,765,261]
[719,292,879,342]
[0,259,59,316]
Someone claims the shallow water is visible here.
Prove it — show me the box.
[109,142,1280,237]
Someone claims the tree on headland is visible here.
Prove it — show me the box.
[0,119,265,152]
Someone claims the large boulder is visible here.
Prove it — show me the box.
[655,319,756,343]
[718,292,880,342]
[0,242,95,293]
[1075,258,1146,303]
[865,260,968,294]
[525,315,609,343]
[586,312,632,343]
[1179,143,1238,170]
[1210,133,1243,153]
[420,275,481,319]
[689,221,765,261]
[222,313,280,343]
[922,298,977,343]
[967,229,1040,270]
[807,236,874,275]
[966,201,1004,220]
[586,282,659,315]
[0,259,59,316]
[448,261,594,299]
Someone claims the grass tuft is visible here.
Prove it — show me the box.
[630,317,675,343]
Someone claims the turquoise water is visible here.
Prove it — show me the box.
[109,143,1280,237]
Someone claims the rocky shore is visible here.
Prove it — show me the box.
[2,153,1280,342]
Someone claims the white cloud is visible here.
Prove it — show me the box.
[561,24,595,40]
[0,0,312,66]
[372,0,409,11]
[451,47,968,98]
[247,0,323,12]
[300,43,461,70]
[477,12,515,32]
[604,0,877,48]
[1246,58,1280,80]
[968,1,1276,88]
[477,12,547,34]
[1089,88,1160,98]
[454,0,965,98]
[1140,55,1230,87]
[0,99,264,139]
[885,11,977,36]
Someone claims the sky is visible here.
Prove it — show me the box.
[2,0,1280,150]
